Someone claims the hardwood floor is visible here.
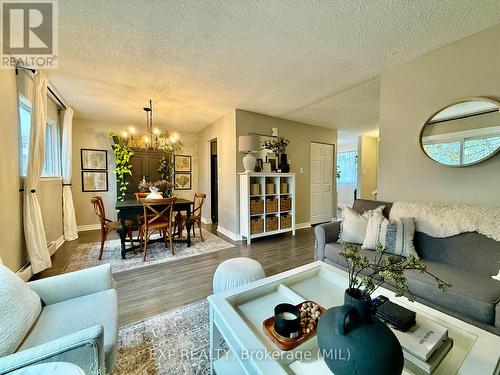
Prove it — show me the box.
[35,225,317,326]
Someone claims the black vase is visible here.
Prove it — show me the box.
[279,153,290,173]
[317,289,404,375]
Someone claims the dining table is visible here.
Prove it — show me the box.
[115,198,194,259]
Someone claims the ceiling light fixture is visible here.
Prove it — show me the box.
[117,99,178,151]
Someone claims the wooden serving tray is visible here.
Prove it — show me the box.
[263,301,326,351]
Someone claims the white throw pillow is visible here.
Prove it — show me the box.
[362,213,416,257]
[0,264,42,356]
[339,205,385,244]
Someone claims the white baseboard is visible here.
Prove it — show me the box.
[201,216,212,224]
[217,226,242,241]
[55,235,65,251]
[295,222,311,230]
[77,224,101,232]
[17,235,66,281]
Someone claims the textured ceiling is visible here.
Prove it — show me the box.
[48,0,500,133]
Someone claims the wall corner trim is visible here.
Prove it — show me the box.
[77,224,102,232]
[201,216,212,224]
[217,226,242,241]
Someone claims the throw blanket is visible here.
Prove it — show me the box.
[390,201,500,242]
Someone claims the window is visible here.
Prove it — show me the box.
[423,141,461,166]
[42,117,61,177]
[18,96,31,176]
[337,151,358,185]
[18,95,61,177]
[423,135,500,166]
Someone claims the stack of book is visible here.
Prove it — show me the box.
[390,316,453,374]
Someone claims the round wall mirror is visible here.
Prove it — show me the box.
[420,98,500,167]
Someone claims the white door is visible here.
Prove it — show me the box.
[310,142,335,225]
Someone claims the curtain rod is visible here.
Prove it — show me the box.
[15,65,67,110]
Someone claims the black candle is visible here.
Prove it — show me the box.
[274,303,301,338]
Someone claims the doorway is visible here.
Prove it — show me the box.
[210,139,218,223]
[310,142,335,225]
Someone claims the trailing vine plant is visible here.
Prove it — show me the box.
[111,137,134,201]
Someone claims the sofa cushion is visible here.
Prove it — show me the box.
[325,242,404,269]
[19,289,118,370]
[405,262,500,326]
[0,264,42,357]
[339,205,384,244]
[414,231,500,276]
[353,199,393,219]
[362,213,416,257]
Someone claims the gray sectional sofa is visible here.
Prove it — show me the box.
[314,199,500,336]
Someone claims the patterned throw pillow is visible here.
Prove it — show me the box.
[362,213,416,257]
[339,205,385,244]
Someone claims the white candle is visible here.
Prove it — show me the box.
[277,312,297,320]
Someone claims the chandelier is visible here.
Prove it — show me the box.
[119,99,178,151]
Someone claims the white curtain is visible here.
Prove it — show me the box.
[61,107,78,241]
[24,72,51,273]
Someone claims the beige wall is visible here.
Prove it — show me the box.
[198,110,238,234]
[378,23,500,206]
[357,135,378,200]
[0,70,25,270]
[38,179,64,243]
[235,109,337,226]
[72,118,199,227]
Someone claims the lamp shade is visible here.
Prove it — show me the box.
[239,135,259,152]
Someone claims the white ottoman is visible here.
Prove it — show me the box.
[213,257,265,293]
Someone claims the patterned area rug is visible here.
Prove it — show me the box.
[63,229,234,274]
[113,300,211,375]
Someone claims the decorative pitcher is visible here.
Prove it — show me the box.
[146,187,162,199]
[317,289,404,375]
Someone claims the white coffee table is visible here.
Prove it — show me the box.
[207,261,500,374]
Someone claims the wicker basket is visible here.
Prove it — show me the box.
[280,196,292,211]
[266,216,278,231]
[280,182,288,194]
[250,218,264,234]
[265,183,275,194]
[250,183,261,196]
[266,197,278,213]
[250,198,264,215]
[280,214,291,229]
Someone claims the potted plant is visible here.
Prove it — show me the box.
[261,137,290,172]
[317,242,450,375]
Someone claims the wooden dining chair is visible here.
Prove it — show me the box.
[139,197,177,260]
[91,196,134,260]
[178,193,206,241]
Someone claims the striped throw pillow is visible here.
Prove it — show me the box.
[362,213,416,257]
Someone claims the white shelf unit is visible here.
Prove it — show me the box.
[239,172,296,244]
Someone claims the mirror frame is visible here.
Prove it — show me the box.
[419,96,500,168]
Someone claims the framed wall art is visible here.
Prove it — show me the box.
[82,171,109,192]
[174,154,191,172]
[81,149,108,170]
[174,172,192,190]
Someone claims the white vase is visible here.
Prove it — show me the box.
[146,187,162,199]
[242,152,256,172]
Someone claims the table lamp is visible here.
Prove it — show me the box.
[239,135,259,172]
